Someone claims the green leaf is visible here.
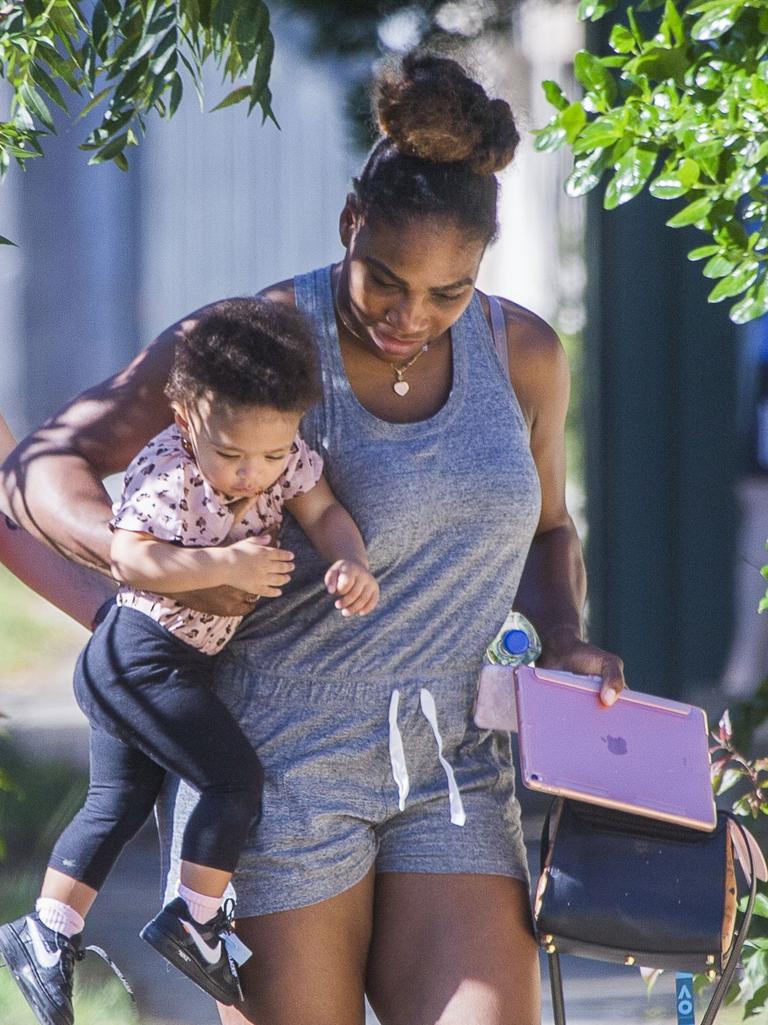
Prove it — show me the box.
[691,3,743,41]
[687,244,721,261]
[604,145,657,209]
[666,195,713,227]
[746,893,768,919]
[714,765,746,794]
[233,1,269,67]
[565,150,607,197]
[78,87,112,120]
[661,0,685,47]
[91,2,110,59]
[542,80,570,112]
[169,71,183,118]
[574,51,617,105]
[609,24,637,53]
[707,261,760,302]
[87,131,131,165]
[17,84,54,132]
[561,103,587,144]
[30,63,69,113]
[534,123,568,152]
[702,254,737,278]
[577,0,617,20]
[248,25,276,121]
[211,85,251,111]
[571,116,625,153]
[0,236,18,247]
[730,277,768,324]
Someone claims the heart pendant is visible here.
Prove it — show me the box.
[393,380,410,396]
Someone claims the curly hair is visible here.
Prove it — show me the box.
[165,298,321,414]
[353,53,520,244]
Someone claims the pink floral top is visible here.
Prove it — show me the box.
[112,424,323,654]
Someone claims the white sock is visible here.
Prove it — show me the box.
[176,882,222,925]
[35,898,86,938]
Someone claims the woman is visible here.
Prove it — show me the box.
[1,54,625,1025]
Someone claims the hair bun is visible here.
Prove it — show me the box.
[374,53,519,175]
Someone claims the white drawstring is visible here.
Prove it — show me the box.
[419,688,467,827]
[387,687,467,827]
[388,690,410,811]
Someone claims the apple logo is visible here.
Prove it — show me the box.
[601,735,628,756]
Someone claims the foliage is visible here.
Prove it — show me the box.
[534,0,768,324]
[708,709,768,1016]
[0,0,276,244]
[0,733,87,871]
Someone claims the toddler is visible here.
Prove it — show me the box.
[0,298,379,1025]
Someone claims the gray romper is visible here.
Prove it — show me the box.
[158,266,542,916]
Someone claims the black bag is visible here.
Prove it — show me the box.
[535,798,759,1025]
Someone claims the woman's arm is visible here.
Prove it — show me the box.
[0,307,271,616]
[0,322,183,572]
[286,476,380,616]
[0,414,116,629]
[501,300,626,705]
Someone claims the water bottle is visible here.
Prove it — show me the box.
[485,611,541,666]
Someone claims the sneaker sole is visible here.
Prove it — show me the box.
[140,920,241,1006]
[0,922,71,1025]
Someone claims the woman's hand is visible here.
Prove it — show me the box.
[325,560,380,617]
[538,627,626,707]
[165,584,264,617]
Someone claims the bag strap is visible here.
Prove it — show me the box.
[542,809,759,1025]
[699,814,757,1025]
[487,295,510,380]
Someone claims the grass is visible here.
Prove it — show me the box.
[0,564,84,675]
[0,961,138,1025]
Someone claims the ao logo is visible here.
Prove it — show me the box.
[675,973,695,1025]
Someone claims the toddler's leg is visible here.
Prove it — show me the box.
[47,725,165,892]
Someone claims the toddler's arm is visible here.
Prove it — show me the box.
[111,530,294,598]
[285,475,379,617]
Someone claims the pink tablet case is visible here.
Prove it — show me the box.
[515,666,717,831]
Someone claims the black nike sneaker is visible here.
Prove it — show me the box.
[140,897,244,1005]
[0,912,82,1025]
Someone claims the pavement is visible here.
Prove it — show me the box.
[0,634,763,1024]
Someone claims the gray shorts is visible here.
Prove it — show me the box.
[157,658,529,917]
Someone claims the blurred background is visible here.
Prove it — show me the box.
[0,0,765,1022]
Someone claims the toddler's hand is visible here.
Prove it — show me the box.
[324,560,379,617]
[222,536,295,598]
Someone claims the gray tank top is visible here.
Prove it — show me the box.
[229,265,541,685]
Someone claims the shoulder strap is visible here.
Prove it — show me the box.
[487,294,510,381]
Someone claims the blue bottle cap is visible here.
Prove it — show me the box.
[501,628,529,656]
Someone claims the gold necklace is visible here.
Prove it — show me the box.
[391,344,430,396]
[333,271,431,398]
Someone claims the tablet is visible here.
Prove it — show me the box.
[515,666,717,831]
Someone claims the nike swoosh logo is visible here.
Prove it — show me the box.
[181,920,222,965]
[26,919,61,969]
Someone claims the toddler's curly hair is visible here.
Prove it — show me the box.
[165,298,321,413]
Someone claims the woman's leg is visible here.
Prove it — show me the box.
[366,872,540,1025]
[216,870,376,1025]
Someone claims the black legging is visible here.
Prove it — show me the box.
[49,605,263,891]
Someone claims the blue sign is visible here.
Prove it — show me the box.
[676,973,695,1025]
